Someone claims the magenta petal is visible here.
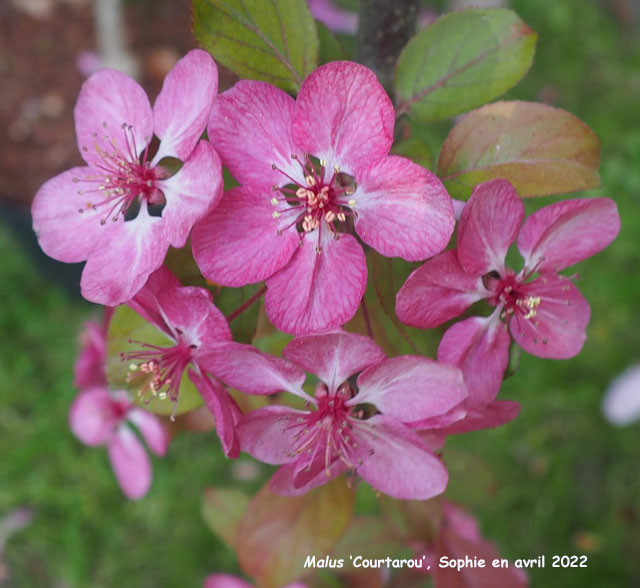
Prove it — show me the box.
[152,50,218,162]
[204,575,254,588]
[396,250,488,328]
[351,416,448,499]
[265,231,367,335]
[353,156,454,261]
[438,315,511,407]
[196,342,307,397]
[127,408,169,456]
[354,356,467,423]
[283,331,385,393]
[517,197,621,273]
[191,186,300,287]
[603,365,640,426]
[237,406,309,465]
[208,80,302,186]
[156,140,224,248]
[80,204,168,305]
[128,266,181,337]
[73,320,108,389]
[292,62,394,173]
[107,425,152,500]
[270,459,348,497]
[439,400,521,435]
[32,167,113,263]
[510,275,590,359]
[457,179,524,276]
[69,387,123,446]
[75,69,153,168]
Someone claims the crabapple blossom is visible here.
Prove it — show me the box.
[192,61,454,335]
[396,179,620,424]
[32,49,223,305]
[235,331,467,499]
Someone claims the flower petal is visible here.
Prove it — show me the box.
[510,275,590,359]
[32,167,113,263]
[75,69,153,168]
[152,50,218,162]
[208,80,302,186]
[602,364,640,426]
[438,400,521,435]
[237,406,310,465]
[517,197,621,273]
[189,370,241,458]
[204,575,254,588]
[354,356,467,423]
[80,203,168,305]
[156,140,224,248]
[395,250,488,328]
[127,408,170,456]
[350,416,448,500]
[353,156,454,261]
[69,387,123,446]
[107,425,152,500]
[196,342,307,397]
[191,185,300,287]
[457,179,524,276]
[265,231,367,335]
[73,319,108,389]
[292,61,394,173]
[438,314,511,407]
[283,331,385,393]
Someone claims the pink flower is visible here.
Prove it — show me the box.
[123,266,305,457]
[235,331,467,499]
[308,0,357,33]
[73,311,112,390]
[602,364,640,426]
[70,387,169,499]
[396,180,620,423]
[32,49,223,305]
[192,61,454,335]
[204,574,307,588]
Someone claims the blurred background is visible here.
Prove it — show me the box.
[1,0,640,586]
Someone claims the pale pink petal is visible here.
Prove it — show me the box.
[204,575,254,588]
[438,314,511,407]
[152,50,218,162]
[127,408,170,456]
[156,141,224,248]
[517,197,620,273]
[395,250,489,328]
[451,198,466,220]
[191,186,300,287]
[237,406,309,465]
[75,69,153,168]
[107,425,152,500]
[457,179,524,276]
[32,167,114,263]
[354,356,467,423]
[309,0,357,33]
[196,342,307,397]
[510,275,590,359]
[80,203,168,305]
[73,320,108,389]
[265,231,367,335]
[350,416,448,500]
[69,387,124,446]
[292,62,394,174]
[189,370,241,458]
[269,458,348,496]
[283,331,385,393]
[353,156,454,261]
[207,80,303,186]
[437,400,521,435]
[602,364,640,426]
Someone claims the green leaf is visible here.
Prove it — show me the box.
[202,487,250,548]
[214,283,263,344]
[395,8,537,122]
[105,306,203,416]
[192,0,318,93]
[316,21,347,64]
[236,478,354,587]
[437,100,601,198]
[391,137,434,170]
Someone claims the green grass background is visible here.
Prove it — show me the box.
[2,0,640,586]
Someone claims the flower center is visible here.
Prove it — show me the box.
[74,122,167,224]
[121,335,196,418]
[271,155,357,246]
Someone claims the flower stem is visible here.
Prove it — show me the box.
[227,286,267,322]
[355,0,420,90]
[360,297,374,340]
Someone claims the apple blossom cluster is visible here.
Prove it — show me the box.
[33,48,619,509]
